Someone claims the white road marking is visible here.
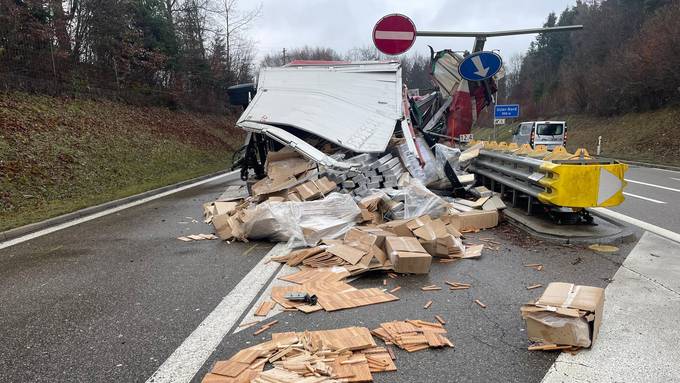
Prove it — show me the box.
[593,208,680,244]
[0,171,239,251]
[671,177,680,182]
[145,243,288,383]
[623,192,666,204]
[231,263,298,334]
[625,178,680,193]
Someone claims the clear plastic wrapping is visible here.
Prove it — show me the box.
[400,179,450,219]
[240,193,361,248]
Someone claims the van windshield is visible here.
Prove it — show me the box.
[536,123,564,136]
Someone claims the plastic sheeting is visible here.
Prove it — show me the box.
[433,144,461,180]
[384,178,450,219]
[240,193,361,248]
[525,312,592,348]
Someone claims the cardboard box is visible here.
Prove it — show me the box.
[384,237,431,274]
[448,210,499,231]
[521,282,605,348]
[294,177,337,201]
[351,226,396,248]
[378,219,414,237]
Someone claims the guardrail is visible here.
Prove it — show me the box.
[467,142,628,214]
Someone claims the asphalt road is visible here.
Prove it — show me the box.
[0,176,275,382]
[613,165,680,233]
[0,175,641,383]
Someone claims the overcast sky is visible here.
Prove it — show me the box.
[249,0,578,62]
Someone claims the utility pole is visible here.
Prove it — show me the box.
[282,48,287,65]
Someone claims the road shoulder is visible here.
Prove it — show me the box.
[542,231,680,382]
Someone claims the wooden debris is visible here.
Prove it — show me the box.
[528,343,573,351]
[445,281,471,288]
[253,320,278,336]
[382,279,387,286]
[526,284,543,290]
[389,286,401,293]
[372,320,453,352]
[178,234,218,242]
[387,273,399,279]
[255,301,277,317]
[421,285,442,291]
[524,263,544,271]
[474,299,487,308]
[439,258,458,263]
[423,300,433,309]
[238,320,260,329]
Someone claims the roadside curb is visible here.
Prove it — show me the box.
[619,159,680,172]
[503,209,637,245]
[0,169,239,243]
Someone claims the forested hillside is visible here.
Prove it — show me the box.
[0,91,241,231]
[507,0,680,117]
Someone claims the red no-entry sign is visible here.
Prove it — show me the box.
[372,14,417,55]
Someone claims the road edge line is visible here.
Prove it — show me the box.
[591,208,680,244]
[145,243,288,383]
[0,170,239,250]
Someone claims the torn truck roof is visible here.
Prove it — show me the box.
[237,61,404,154]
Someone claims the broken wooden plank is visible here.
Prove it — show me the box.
[423,300,433,309]
[474,299,487,308]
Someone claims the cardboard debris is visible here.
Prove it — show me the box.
[521,282,605,349]
[273,267,398,313]
[203,326,413,383]
[448,210,499,231]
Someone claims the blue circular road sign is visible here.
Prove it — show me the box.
[458,51,503,82]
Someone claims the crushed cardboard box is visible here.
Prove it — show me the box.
[521,282,605,349]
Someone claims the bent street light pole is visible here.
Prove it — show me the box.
[416,25,584,52]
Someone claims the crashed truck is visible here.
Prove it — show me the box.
[227,56,628,225]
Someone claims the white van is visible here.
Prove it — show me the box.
[511,121,567,150]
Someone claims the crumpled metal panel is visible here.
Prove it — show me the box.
[237,62,403,153]
[238,122,355,169]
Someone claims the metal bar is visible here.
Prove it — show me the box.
[468,167,543,199]
[474,159,537,183]
[416,25,583,38]
[479,150,545,170]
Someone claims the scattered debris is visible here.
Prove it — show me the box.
[588,244,619,253]
[434,315,446,325]
[421,285,442,291]
[204,325,413,382]
[177,234,218,242]
[526,284,543,290]
[474,299,487,308]
[524,263,544,271]
[445,281,471,290]
[253,320,278,336]
[255,301,277,317]
[372,320,454,352]
[389,286,401,293]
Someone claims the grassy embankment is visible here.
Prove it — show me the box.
[0,92,243,231]
[472,106,680,167]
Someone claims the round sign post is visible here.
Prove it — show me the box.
[372,14,417,55]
